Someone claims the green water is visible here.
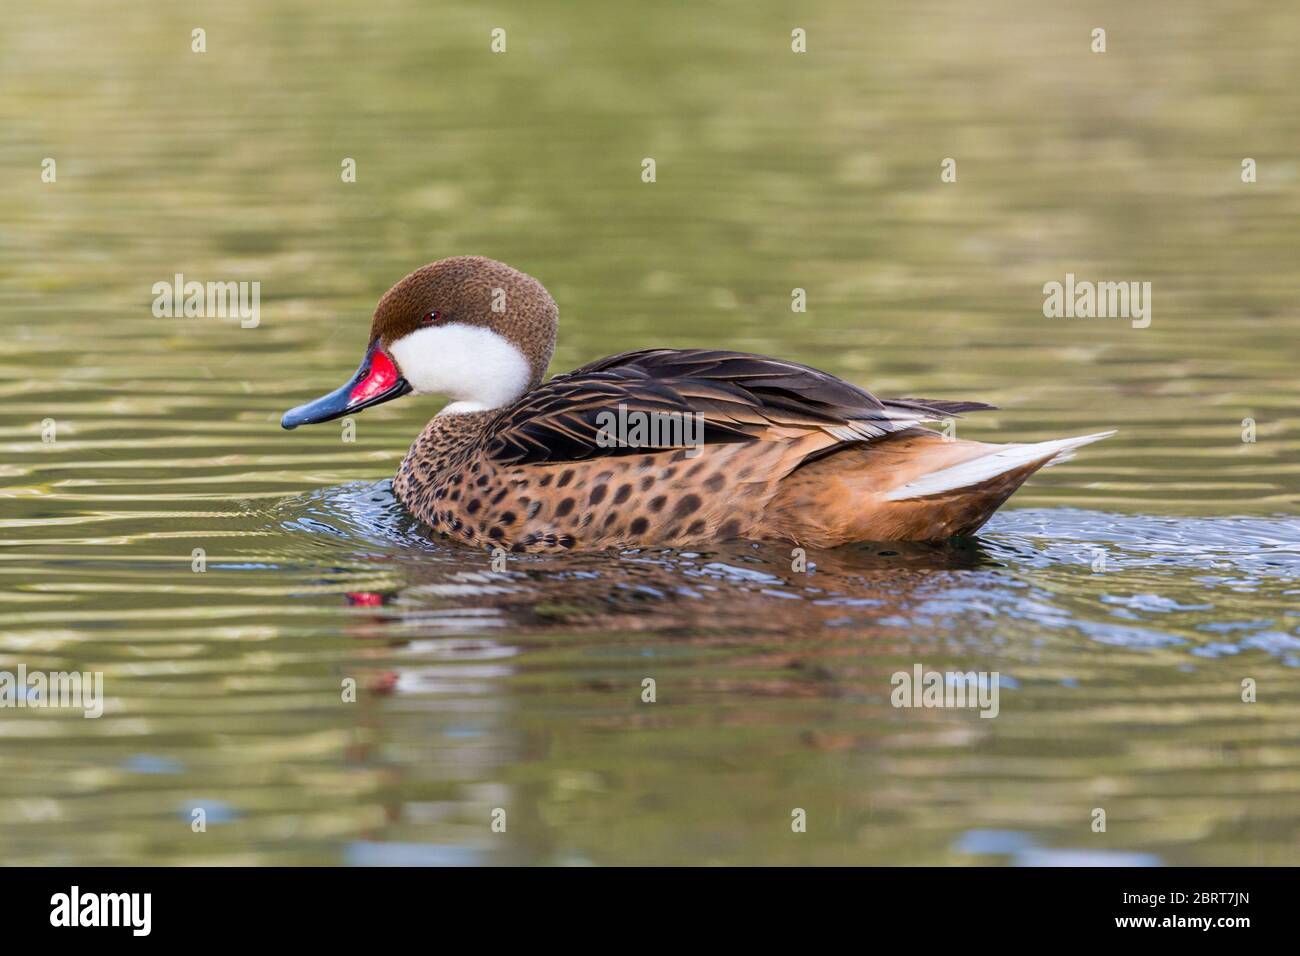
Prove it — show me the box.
[0,1,1297,865]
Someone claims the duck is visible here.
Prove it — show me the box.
[281,256,1112,552]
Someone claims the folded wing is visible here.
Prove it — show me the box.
[482,348,993,467]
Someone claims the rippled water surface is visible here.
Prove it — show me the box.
[1,0,1298,865]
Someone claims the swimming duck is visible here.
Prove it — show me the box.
[282,256,1112,552]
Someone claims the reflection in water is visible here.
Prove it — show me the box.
[953,830,1162,867]
[1,473,1296,865]
[232,482,1300,865]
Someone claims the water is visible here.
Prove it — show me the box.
[1,0,1298,865]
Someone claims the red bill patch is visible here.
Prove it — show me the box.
[349,349,400,404]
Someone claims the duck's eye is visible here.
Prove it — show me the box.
[421,311,440,326]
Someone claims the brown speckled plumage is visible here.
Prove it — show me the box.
[299,257,1106,552]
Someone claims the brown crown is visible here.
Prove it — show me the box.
[370,256,558,388]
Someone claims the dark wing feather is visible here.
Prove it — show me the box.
[483,349,992,467]
[881,397,998,417]
[565,349,886,411]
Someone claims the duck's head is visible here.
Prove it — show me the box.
[281,256,557,429]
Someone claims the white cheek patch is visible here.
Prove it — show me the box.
[389,323,531,414]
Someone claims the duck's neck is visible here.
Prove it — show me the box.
[439,401,493,415]
[395,409,498,516]
[416,407,496,463]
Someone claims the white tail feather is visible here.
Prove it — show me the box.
[884,430,1115,501]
